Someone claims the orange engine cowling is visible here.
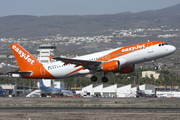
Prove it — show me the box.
[101,60,120,72]
[119,65,135,74]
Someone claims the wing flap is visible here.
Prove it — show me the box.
[52,57,102,69]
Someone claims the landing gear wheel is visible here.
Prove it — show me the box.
[154,66,158,70]
[91,75,97,82]
[102,77,108,82]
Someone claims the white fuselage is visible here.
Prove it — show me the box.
[42,42,176,79]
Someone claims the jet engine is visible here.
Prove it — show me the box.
[101,60,120,72]
[119,65,135,74]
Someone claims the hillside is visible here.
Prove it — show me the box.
[0,3,180,38]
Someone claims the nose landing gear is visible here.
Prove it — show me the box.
[154,66,158,70]
[152,60,158,70]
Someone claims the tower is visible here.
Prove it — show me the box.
[36,44,65,90]
[37,44,56,64]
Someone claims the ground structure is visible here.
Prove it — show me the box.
[0,97,180,119]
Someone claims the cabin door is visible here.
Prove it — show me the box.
[147,42,153,53]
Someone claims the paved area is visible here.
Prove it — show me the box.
[0,97,180,120]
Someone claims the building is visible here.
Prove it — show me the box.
[0,84,30,97]
[37,44,56,63]
[76,84,155,97]
[142,71,160,79]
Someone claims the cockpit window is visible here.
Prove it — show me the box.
[159,43,168,47]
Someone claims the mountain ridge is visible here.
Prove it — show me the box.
[0,3,180,38]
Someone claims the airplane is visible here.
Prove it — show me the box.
[38,79,61,96]
[8,41,176,82]
[136,84,157,98]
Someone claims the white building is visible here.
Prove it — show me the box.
[156,91,180,98]
[37,44,56,63]
[142,71,160,79]
[117,84,136,97]
[77,84,155,97]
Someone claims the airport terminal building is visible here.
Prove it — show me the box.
[76,84,155,97]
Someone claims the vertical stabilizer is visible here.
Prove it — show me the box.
[10,43,41,71]
[39,79,46,88]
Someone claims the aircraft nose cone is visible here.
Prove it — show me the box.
[171,45,176,53]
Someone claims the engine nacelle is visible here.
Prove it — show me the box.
[119,65,135,74]
[101,60,120,72]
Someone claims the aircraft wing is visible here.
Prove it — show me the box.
[51,57,102,69]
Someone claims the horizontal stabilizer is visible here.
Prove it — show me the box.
[7,71,32,75]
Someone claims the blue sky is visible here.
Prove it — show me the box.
[0,0,180,16]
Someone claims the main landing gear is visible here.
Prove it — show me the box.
[102,76,108,82]
[102,72,108,82]
[90,73,109,83]
[91,75,97,82]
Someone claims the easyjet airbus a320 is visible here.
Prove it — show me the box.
[9,41,176,82]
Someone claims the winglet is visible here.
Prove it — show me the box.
[48,56,53,61]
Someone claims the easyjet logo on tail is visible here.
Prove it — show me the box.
[12,45,35,65]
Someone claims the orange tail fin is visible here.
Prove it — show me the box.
[10,43,41,71]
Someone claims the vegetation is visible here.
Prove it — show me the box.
[52,68,180,89]
[1,67,179,90]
